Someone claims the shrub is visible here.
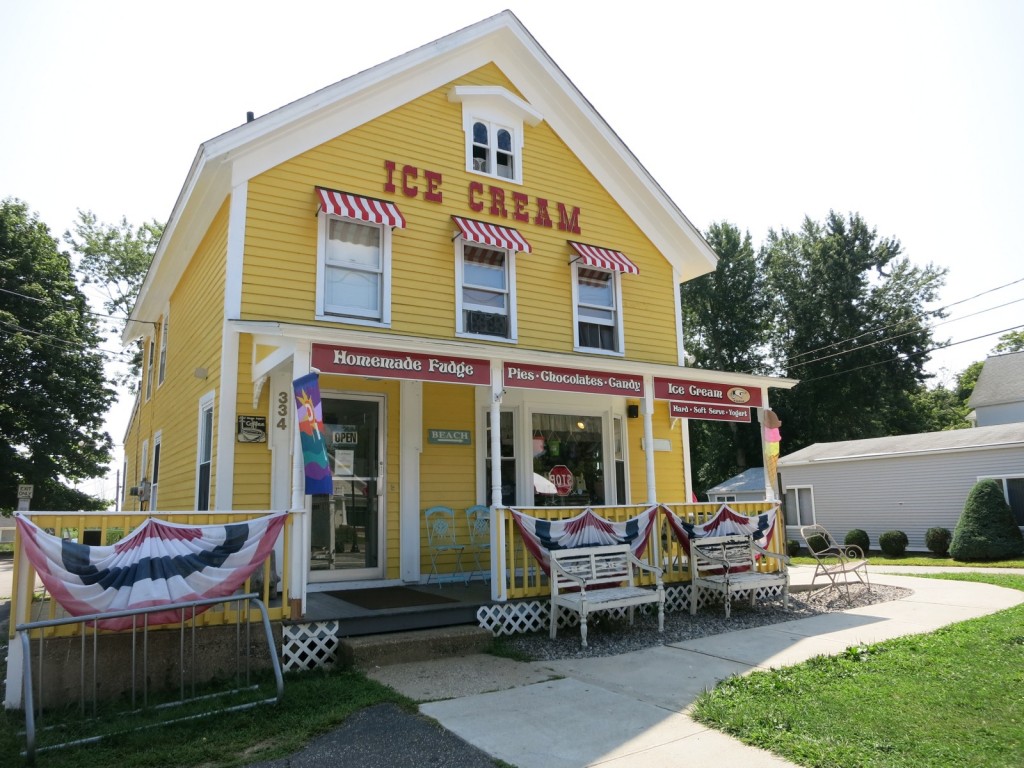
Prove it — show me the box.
[844,529,870,554]
[786,539,800,557]
[805,533,828,554]
[950,479,1024,561]
[925,526,952,556]
[879,530,908,557]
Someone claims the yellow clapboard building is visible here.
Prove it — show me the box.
[122,11,795,618]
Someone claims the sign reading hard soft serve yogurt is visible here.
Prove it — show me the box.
[312,344,491,385]
[503,363,644,396]
[653,377,763,408]
[669,402,751,423]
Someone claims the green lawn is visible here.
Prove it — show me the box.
[692,573,1024,768]
[789,554,1024,568]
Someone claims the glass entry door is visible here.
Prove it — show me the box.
[310,395,384,579]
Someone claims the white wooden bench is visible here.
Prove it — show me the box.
[549,543,664,648]
[689,534,790,618]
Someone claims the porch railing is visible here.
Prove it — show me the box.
[492,501,784,601]
[7,511,292,642]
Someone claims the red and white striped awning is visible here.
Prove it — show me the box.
[452,216,532,254]
[316,187,406,228]
[568,241,640,275]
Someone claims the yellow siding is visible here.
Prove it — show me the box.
[241,62,679,365]
[626,401,687,503]
[232,334,272,509]
[418,384,478,571]
[123,201,229,512]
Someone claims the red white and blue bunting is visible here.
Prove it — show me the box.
[15,512,287,630]
[509,505,660,574]
[663,504,779,554]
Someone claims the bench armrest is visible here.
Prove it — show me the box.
[549,557,588,592]
[751,542,791,565]
[628,554,664,583]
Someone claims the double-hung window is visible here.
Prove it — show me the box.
[574,267,620,353]
[459,243,513,339]
[449,85,542,187]
[472,121,516,179]
[196,393,214,511]
[157,312,168,386]
[315,188,405,327]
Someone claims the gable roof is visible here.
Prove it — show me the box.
[705,467,767,495]
[125,10,718,341]
[968,351,1024,408]
[778,423,1024,466]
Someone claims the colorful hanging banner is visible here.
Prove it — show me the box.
[293,372,333,495]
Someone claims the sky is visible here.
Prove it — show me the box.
[3,1,1023,499]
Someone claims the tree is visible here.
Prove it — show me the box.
[64,210,163,387]
[763,211,946,452]
[950,479,1024,561]
[0,199,115,510]
[681,222,770,495]
[992,329,1024,354]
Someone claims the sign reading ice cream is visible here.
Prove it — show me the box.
[653,377,763,408]
[313,344,491,385]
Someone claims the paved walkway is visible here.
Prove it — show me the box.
[366,567,1024,767]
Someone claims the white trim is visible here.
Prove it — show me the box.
[571,261,625,356]
[157,307,169,387]
[215,326,239,509]
[225,180,247,320]
[196,391,215,510]
[399,379,423,582]
[144,337,155,401]
[315,210,393,327]
[451,86,539,185]
[455,239,518,342]
[252,339,296,382]
[673,267,687,366]
[150,430,162,511]
[780,440,1024,467]
[782,484,816,528]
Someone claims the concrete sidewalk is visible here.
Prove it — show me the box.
[368,569,1024,768]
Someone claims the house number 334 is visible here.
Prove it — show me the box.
[277,392,289,430]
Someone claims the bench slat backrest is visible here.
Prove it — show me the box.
[690,535,755,575]
[550,544,636,592]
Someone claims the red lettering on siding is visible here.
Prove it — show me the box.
[424,170,443,203]
[489,186,507,217]
[557,203,581,234]
[511,192,529,223]
[534,198,552,228]
[383,160,398,194]
[401,165,418,198]
[468,182,484,212]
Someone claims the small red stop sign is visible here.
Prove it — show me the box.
[548,465,574,496]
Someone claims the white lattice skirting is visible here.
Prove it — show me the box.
[282,621,341,671]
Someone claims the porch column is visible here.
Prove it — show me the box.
[681,416,693,502]
[643,375,657,504]
[289,342,312,619]
[490,362,507,601]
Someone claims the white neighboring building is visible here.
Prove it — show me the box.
[777,423,1024,552]
[969,351,1024,427]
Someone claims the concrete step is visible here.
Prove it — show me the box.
[340,625,493,670]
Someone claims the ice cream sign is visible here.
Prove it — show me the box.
[653,377,763,408]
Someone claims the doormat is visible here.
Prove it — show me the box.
[324,586,460,610]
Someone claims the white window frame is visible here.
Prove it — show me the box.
[571,262,625,356]
[196,391,215,511]
[469,119,518,181]
[150,431,161,511]
[979,474,1024,527]
[145,338,155,400]
[783,484,816,528]
[449,86,541,187]
[157,309,169,387]
[315,213,393,327]
[455,239,518,342]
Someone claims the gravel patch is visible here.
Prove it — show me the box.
[499,584,912,662]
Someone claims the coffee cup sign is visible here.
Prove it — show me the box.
[548,465,574,496]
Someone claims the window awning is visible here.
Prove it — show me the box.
[452,216,532,254]
[568,241,640,275]
[316,187,406,228]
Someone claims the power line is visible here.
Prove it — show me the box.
[0,285,157,326]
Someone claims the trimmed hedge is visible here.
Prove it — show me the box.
[787,539,801,558]
[925,526,952,556]
[950,479,1024,561]
[844,528,870,554]
[879,530,908,557]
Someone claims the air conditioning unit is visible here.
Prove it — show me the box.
[465,310,507,337]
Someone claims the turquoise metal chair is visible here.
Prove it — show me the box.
[465,505,491,583]
[425,506,466,586]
